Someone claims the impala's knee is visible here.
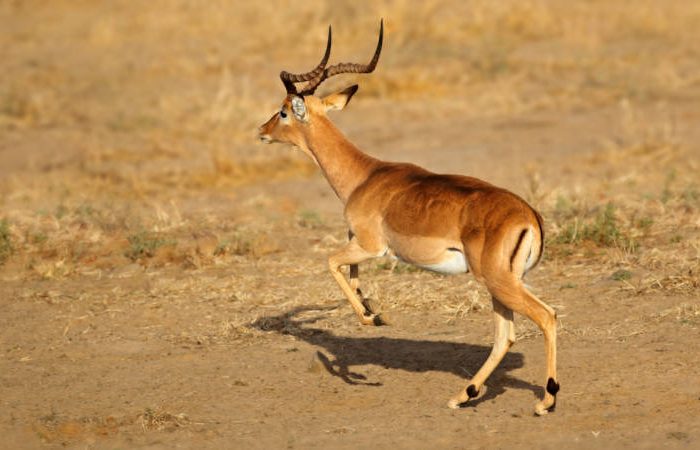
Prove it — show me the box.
[328,259,340,273]
[546,378,560,396]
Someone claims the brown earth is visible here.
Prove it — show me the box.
[1,1,699,449]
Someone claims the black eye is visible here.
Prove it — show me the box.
[280,110,287,118]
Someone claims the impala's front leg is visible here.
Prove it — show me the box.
[348,230,362,295]
[329,239,386,326]
[349,262,378,314]
[347,232,375,315]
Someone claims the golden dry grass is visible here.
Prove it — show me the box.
[1,0,699,278]
[0,0,698,338]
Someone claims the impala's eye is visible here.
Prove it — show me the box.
[280,110,287,118]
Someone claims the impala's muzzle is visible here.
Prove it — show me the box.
[258,118,276,144]
[258,131,272,144]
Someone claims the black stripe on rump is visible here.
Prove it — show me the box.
[510,229,529,272]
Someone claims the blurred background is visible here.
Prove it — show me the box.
[1,0,699,277]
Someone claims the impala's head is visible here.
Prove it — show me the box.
[258,20,383,147]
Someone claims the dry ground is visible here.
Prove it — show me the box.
[1,1,699,449]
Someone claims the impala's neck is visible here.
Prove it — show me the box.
[300,116,380,204]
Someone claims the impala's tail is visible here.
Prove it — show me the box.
[510,209,544,277]
[531,208,545,269]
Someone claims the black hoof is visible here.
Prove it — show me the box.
[546,378,560,396]
[372,315,387,326]
[466,384,479,399]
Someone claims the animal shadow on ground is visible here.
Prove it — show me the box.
[251,305,542,406]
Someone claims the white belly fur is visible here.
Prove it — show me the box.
[416,250,469,275]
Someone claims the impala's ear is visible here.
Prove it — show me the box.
[322,85,359,112]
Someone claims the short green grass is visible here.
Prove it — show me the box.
[553,202,635,250]
[297,209,324,229]
[125,231,175,261]
[611,269,633,281]
[0,219,13,265]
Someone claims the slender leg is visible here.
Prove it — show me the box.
[486,278,558,415]
[328,239,386,326]
[349,263,360,293]
[448,297,515,409]
[348,230,362,295]
[348,262,376,316]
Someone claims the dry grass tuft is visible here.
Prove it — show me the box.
[215,227,280,258]
[654,303,700,326]
[138,408,190,432]
[125,231,176,261]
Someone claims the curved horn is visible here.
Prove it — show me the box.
[279,26,332,94]
[299,19,383,96]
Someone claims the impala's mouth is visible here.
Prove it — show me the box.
[259,134,272,144]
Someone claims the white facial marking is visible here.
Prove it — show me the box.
[291,96,307,121]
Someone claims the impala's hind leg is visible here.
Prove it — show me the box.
[487,276,558,415]
[448,298,514,409]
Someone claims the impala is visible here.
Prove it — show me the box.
[258,21,559,415]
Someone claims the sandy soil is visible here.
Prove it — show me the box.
[1,1,699,449]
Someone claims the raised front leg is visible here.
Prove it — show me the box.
[328,239,386,326]
[347,230,377,316]
[348,230,361,294]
